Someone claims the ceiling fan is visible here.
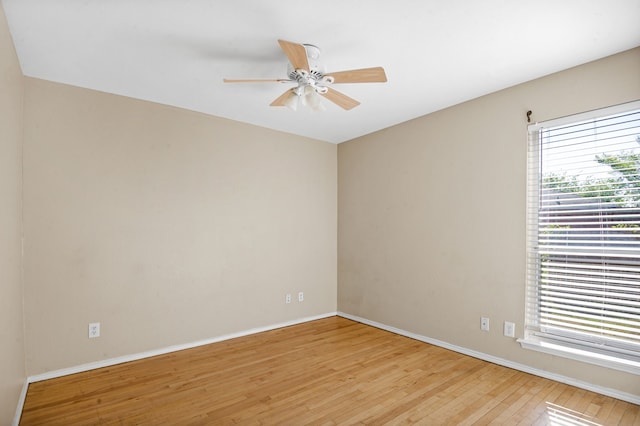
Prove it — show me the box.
[223,39,387,111]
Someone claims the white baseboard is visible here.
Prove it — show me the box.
[28,312,337,383]
[12,380,29,426]
[13,312,337,425]
[337,311,640,405]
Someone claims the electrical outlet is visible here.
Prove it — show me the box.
[88,322,100,338]
[480,317,490,331]
[504,321,515,338]
[285,293,291,304]
[298,292,304,302]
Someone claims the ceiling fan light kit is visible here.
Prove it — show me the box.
[224,39,387,111]
[282,86,327,112]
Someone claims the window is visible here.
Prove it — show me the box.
[522,101,640,374]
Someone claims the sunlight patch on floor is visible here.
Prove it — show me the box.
[546,402,602,426]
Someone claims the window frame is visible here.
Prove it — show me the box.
[520,100,640,375]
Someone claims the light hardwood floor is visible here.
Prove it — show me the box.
[20,316,640,425]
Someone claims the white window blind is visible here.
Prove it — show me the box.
[525,101,640,370]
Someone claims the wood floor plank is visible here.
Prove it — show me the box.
[20,316,640,425]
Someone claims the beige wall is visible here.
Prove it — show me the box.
[338,48,640,396]
[0,2,25,424]
[22,79,337,375]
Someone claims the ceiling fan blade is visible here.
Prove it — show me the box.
[277,39,310,72]
[325,67,387,83]
[319,88,360,110]
[223,78,292,83]
[270,89,295,107]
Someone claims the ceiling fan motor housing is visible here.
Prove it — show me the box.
[287,43,330,91]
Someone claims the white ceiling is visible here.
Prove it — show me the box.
[3,0,640,143]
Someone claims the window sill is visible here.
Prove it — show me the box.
[518,337,640,375]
